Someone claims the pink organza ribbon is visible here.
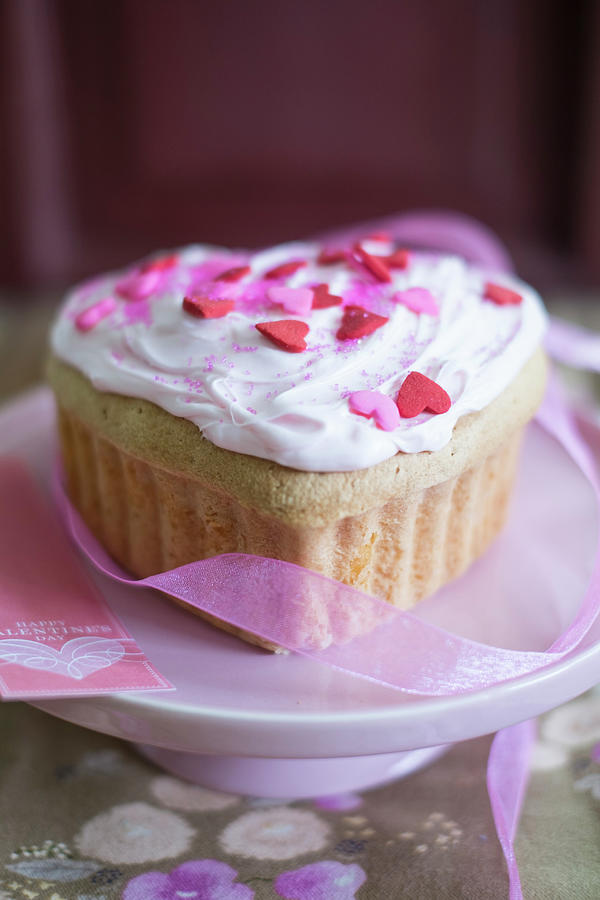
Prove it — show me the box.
[55,212,600,899]
[546,316,600,374]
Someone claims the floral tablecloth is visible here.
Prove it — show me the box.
[1,691,600,899]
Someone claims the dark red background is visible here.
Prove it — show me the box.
[2,0,600,290]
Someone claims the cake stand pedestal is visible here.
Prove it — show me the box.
[134,744,448,798]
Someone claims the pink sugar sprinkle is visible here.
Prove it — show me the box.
[184,376,204,392]
[232,343,259,353]
[247,407,257,415]
[75,296,117,332]
[344,279,387,309]
[122,297,153,326]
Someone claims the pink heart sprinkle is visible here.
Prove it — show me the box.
[267,285,314,316]
[349,390,400,431]
[393,287,439,316]
[75,297,117,332]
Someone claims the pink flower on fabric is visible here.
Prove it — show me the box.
[274,861,366,899]
[75,803,193,864]
[123,859,253,900]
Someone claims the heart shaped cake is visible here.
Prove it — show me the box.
[47,231,547,648]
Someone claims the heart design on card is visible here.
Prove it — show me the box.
[0,637,126,680]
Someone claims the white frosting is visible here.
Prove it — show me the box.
[51,241,547,472]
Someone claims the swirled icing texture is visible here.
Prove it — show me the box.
[50,240,547,472]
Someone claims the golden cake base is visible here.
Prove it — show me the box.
[49,350,546,649]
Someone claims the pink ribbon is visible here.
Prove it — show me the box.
[546,317,600,374]
[487,720,537,900]
[55,212,600,898]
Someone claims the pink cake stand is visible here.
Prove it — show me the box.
[4,388,600,798]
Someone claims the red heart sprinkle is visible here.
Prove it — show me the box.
[383,249,410,269]
[256,319,309,352]
[352,244,392,283]
[312,283,343,309]
[140,254,178,273]
[396,372,451,418]
[183,297,235,318]
[215,265,251,282]
[336,305,389,341]
[317,248,347,265]
[484,282,523,306]
[264,260,307,279]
